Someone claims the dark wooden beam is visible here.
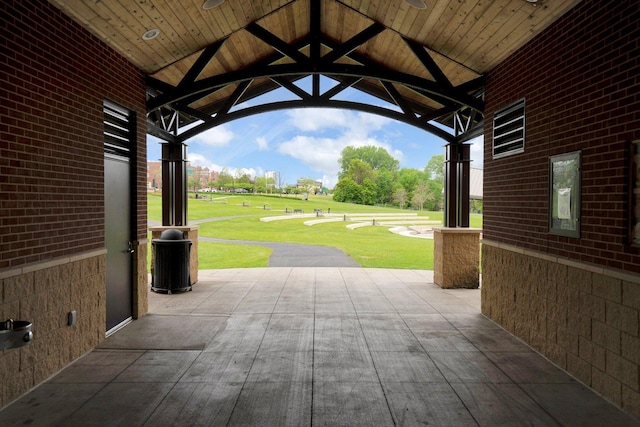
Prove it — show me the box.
[246,23,309,64]
[319,76,362,100]
[310,0,321,66]
[177,99,456,143]
[321,23,385,65]
[404,37,452,88]
[382,81,416,117]
[271,76,311,100]
[178,39,225,88]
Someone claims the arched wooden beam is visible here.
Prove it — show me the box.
[177,99,457,144]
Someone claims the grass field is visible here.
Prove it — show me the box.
[148,192,482,270]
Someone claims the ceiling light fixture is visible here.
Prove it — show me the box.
[203,0,224,9]
[141,29,160,40]
[404,0,426,9]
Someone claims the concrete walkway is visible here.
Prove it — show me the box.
[151,219,361,267]
[199,237,360,267]
[1,268,637,426]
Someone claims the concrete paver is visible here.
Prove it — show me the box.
[0,267,638,426]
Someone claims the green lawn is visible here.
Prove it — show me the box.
[148,192,482,270]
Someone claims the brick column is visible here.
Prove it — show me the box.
[433,227,481,288]
[149,226,199,285]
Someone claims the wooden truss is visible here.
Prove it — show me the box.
[146,1,484,145]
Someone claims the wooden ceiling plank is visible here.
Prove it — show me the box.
[429,0,469,52]
[459,4,531,71]
[293,0,310,42]
[97,1,171,71]
[475,0,581,71]
[145,0,201,59]
[181,1,221,45]
[413,0,456,46]
[440,9,501,65]
[60,0,154,70]
[395,2,423,37]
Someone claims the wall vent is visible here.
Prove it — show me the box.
[492,98,525,158]
[104,100,134,157]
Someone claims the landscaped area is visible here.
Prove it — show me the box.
[148,192,482,270]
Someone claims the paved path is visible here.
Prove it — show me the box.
[150,220,360,267]
[199,236,360,267]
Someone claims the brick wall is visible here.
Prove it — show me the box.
[1,0,147,270]
[483,0,640,273]
[0,0,148,408]
[483,0,640,419]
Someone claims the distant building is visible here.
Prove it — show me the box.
[147,161,161,190]
[469,167,483,200]
[296,178,323,193]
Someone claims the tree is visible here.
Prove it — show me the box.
[393,187,408,209]
[424,154,444,182]
[397,168,424,196]
[347,159,375,185]
[361,178,376,205]
[217,169,233,191]
[426,179,443,211]
[374,169,395,205]
[339,145,399,178]
[333,178,363,203]
[411,181,434,211]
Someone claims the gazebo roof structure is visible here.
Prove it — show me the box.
[49,0,581,143]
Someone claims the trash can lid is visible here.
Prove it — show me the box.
[159,229,185,240]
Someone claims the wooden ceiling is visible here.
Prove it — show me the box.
[49,0,581,142]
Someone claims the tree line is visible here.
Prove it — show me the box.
[332,145,445,211]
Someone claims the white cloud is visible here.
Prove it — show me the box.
[191,125,234,147]
[286,108,348,131]
[256,137,268,150]
[277,109,404,187]
[186,152,212,168]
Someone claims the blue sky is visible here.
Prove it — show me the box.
[147,77,483,188]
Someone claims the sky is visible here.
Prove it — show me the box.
[147,77,484,189]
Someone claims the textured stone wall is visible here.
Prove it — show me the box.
[133,240,149,318]
[482,241,640,419]
[433,228,480,289]
[0,252,106,408]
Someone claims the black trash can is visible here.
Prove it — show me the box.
[151,229,192,294]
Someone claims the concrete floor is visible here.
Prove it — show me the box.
[1,267,638,426]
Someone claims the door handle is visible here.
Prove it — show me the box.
[124,241,135,254]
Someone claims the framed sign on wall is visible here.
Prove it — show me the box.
[549,151,581,238]
[630,140,640,246]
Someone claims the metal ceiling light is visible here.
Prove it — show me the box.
[203,0,224,9]
[142,29,160,40]
[405,0,426,9]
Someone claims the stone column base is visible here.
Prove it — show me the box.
[149,226,199,285]
[433,227,481,289]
